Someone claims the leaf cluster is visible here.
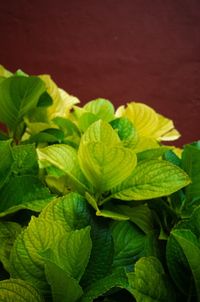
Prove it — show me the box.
[0,65,199,302]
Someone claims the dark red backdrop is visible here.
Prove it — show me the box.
[0,0,200,146]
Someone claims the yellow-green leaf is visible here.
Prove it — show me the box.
[83,98,115,122]
[10,217,66,293]
[116,102,180,142]
[80,120,120,146]
[79,141,137,192]
[37,144,89,193]
[0,279,44,302]
[112,159,190,200]
[39,75,79,119]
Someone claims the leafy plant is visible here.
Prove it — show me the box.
[0,64,199,301]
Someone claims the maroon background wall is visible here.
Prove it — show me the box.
[0,0,200,146]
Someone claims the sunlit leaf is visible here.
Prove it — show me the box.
[83,98,115,122]
[39,75,79,119]
[112,159,190,200]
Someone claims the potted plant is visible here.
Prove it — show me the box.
[0,65,199,302]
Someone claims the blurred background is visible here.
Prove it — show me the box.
[0,0,199,146]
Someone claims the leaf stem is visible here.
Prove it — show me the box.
[98,194,113,206]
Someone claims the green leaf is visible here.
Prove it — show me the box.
[81,221,114,287]
[81,268,128,302]
[182,143,200,210]
[0,76,45,131]
[85,192,99,211]
[83,98,115,122]
[143,232,161,259]
[24,119,50,135]
[45,262,83,302]
[0,140,13,189]
[29,128,64,144]
[0,65,13,78]
[43,226,92,281]
[53,117,80,136]
[114,204,154,234]
[80,120,120,146]
[80,142,137,192]
[127,257,176,302]
[14,69,28,77]
[96,209,130,221]
[137,146,170,161]
[111,221,146,268]
[79,112,100,132]
[37,144,89,193]
[44,164,70,195]
[112,159,190,200]
[0,278,44,302]
[166,229,195,296]
[166,206,200,298]
[0,222,22,272]
[0,129,9,140]
[0,77,5,84]
[133,136,160,153]
[164,149,181,166]
[85,193,129,220]
[40,128,64,141]
[110,117,138,148]
[11,143,38,176]
[170,229,200,299]
[0,175,53,217]
[53,116,80,147]
[40,193,92,231]
[37,91,53,107]
[10,217,66,293]
[78,121,137,191]
[190,205,200,237]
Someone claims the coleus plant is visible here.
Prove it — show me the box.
[0,65,199,302]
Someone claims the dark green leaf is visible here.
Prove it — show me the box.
[111,221,146,268]
[40,193,92,231]
[81,220,114,287]
[168,229,200,299]
[164,149,181,166]
[37,91,53,107]
[45,262,83,302]
[0,76,45,131]
[0,140,13,189]
[29,128,64,144]
[167,229,195,296]
[11,143,38,176]
[81,268,128,302]
[0,175,53,217]
[0,221,22,272]
[127,257,176,302]
[182,142,200,212]
[113,204,154,234]
[110,117,138,148]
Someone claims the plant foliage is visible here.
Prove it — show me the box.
[0,65,199,301]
